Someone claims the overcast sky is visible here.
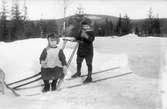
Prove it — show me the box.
[1,0,167,20]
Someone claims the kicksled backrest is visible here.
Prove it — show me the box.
[0,68,5,95]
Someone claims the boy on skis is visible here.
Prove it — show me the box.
[40,33,67,92]
[71,20,95,83]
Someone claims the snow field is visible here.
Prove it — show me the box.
[0,34,162,109]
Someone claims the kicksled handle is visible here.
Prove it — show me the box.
[67,43,79,68]
[62,38,76,42]
[57,43,79,89]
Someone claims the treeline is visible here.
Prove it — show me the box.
[93,8,161,36]
[66,10,161,37]
[93,14,132,36]
[0,1,59,41]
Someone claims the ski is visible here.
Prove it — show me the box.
[66,72,133,89]
[15,66,120,91]
[67,66,120,81]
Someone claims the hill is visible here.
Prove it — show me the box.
[54,14,167,34]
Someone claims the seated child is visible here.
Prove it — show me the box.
[39,33,67,92]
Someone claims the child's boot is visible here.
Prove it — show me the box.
[72,63,81,78]
[51,79,57,91]
[83,64,92,83]
[42,80,50,93]
[83,74,92,83]
[71,72,81,78]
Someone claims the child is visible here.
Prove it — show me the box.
[71,20,95,83]
[39,33,67,92]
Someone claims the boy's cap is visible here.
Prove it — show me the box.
[47,33,60,39]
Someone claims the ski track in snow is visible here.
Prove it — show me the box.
[0,34,162,109]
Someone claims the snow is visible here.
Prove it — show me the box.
[160,38,167,109]
[0,34,161,109]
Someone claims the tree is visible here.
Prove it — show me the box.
[22,0,28,38]
[115,14,122,36]
[23,0,28,21]
[142,8,161,36]
[10,2,24,40]
[153,15,161,35]
[0,0,8,41]
[43,20,58,35]
[115,14,131,36]
[93,21,99,36]
[109,20,114,35]
[147,8,153,35]
[143,8,155,36]
[134,26,139,35]
[121,14,131,35]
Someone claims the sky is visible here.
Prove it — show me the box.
[1,0,167,20]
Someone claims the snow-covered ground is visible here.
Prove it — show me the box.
[0,34,162,109]
[160,38,167,109]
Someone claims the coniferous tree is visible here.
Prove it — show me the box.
[143,8,154,36]
[115,14,131,36]
[122,14,131,35]
[0,0,8,41]
[142,8,161,36]
[104,18,109,36]
[153,15,161,35]
[22,0,28,38]
[10,2,24,40]
[93,21,99,36]
[109,20,114,35]
[103,18,114,36]
[115,14,122,36]
[43,20,58,35]
[148,8,153,35]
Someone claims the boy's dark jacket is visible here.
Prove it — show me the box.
[76,29,95,56]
